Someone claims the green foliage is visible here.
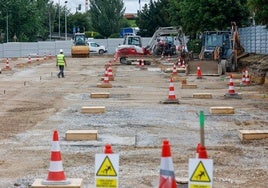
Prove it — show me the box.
[109,33,120,38]
[247,0,268,26]
[136,0,172,37]
[89,0,125,38]
[187,39,202,53]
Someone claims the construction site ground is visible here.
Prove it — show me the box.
[0,55,267,188]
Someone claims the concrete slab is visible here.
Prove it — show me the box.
[65,130,98,141]
[31,178,83,188]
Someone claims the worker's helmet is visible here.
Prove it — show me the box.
[60,49,63,53]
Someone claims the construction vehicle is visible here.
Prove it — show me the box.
[186,22,246,75]
[71,33,90,58]
[115,26,187,65]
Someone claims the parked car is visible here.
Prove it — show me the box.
[87,41,107,55]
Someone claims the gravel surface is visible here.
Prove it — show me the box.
[0,56,267,188]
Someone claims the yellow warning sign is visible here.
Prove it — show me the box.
[96,156,117,176]
[190,161,211,182]
[190,184,211,188]
[96,178,117,187]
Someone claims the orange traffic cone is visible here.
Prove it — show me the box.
[97,68,112,88]
[5,58,11,70]
[177,58,181,67]
[159,139,177,188]
[197,65,202,79]
[44,52,47,60]
[168,78,176,100]
[244,70,250,86]
[167,54,171,61]
[113,52,118,62]
[228,74,235,94]
[36,53,39,61]
[172,63,177,75]
[42,130,70,185]
[103,69,110,84]
[104,144,113,154]
[181,60,186,68]
[225,74,241,99]
[241,69,246,84]
[28,55,31,64]
[107,65,114,81]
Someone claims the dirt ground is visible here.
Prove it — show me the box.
[0,55,267,188]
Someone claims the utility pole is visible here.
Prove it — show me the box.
[58,0,60,38]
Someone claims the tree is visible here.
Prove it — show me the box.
[247,0,268,26]
[89,0,125,38]
[169,0,250,38]
[136,0,171,37]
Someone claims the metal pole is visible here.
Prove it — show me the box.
[65,1,67,40]
[49,11,51,41]
[58,0,60,38]
[6,12,8,42]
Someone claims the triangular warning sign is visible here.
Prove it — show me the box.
[190,161,211,182]
[96,156,117,176]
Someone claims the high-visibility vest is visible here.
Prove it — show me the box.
[57,54,65,65]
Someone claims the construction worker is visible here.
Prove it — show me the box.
[56,49,67,78]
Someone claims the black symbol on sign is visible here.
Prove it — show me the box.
[102,165,112,174]
[195,171,205,180]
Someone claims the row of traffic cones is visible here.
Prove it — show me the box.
[42,131,208,187]
[97,61,115,88]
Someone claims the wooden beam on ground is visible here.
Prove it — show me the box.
[31,178,83,188]
[97,83,112,88]
[65,130,98,141]
[193,93,212,99]
[239,130,268,141]
[210,106,234,114]
[90,92,110,98]
[181,84,197,89]
[81,106,105,114]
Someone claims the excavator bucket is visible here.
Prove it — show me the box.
[186,60,223,76]
[71,46,89,58]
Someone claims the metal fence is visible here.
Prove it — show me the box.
[238,25,268,55]
[0,38,151,58]
[0,25,267,58]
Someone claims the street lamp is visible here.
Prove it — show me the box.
[58,0,60,38]
[65,1,68,40]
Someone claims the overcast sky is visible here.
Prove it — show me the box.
[53,0,151,14]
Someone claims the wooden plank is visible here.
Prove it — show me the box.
[210,107,234,114]
[81,106,105,114]
[193,93,212,99]
[96,83,112,88]
[65,130,98,141]
[181,84,197,89]
[90,92,110,98]
[239,130,268,141]
[31,178,83,188]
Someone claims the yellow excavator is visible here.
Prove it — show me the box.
[71,33,90,58]
[186,22,247,75]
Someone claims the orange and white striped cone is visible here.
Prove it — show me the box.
[36,53,39,61]
[103,70,110,84]
[44,52,47,60]
[172,63,177,75]
[107,65,114,81]
[42,130,70,185]
[113,52,118,62]
[28,55,31,64]
[197,65,202,79]
[181,60,186,68]
[141,59,145,67]
[159,139,177,188]
[244,70,250,86]
[168,78,176,100]
[167,54,171,62]
[177,58,181,67]
[5,58,11,70]
[228,74,235,94]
